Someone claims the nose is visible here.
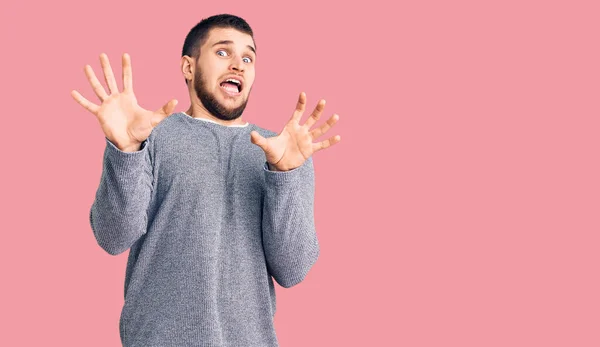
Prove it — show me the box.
[229,55,244,72]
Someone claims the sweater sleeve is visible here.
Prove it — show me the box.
[89,137,154,256]
[261,156,320,288]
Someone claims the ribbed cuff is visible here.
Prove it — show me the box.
[263,157,313,186]
[104,138,150,178]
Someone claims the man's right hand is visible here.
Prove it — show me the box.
[71,53,178,152]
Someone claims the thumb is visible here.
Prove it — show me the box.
[157,99,178,117]
[250,131,268,151]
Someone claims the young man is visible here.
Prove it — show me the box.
[71,14,340,347]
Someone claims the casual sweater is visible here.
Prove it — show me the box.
[89,112,320,347]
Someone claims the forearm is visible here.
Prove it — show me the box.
[90,138,153,255]
[262,157,320,288]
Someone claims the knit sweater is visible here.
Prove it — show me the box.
[89,112,320,347]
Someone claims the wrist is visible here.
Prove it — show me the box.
[267,162,281,171]
[268,161,301,172]
[120,142,142,152]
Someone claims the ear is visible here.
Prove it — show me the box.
[181,56,194,83]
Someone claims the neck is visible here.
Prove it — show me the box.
[185,96,247,127]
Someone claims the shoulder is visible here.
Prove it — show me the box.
[146,112,186,140]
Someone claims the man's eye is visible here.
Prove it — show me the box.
[217,50,228,56]
[243,57,252,63]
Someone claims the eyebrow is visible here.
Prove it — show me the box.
[211,40,256,55]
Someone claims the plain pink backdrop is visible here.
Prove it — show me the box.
[1,0,599,346]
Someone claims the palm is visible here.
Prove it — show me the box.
[97,91,152,146]
[251,92,341,171]
[71,53,177,151]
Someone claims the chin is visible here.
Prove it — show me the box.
[221,95,247,106]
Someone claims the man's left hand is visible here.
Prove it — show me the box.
[250,92,341,171]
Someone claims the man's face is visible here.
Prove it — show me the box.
[193,27,256,121]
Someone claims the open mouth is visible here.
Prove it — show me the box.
[220,78,242,93]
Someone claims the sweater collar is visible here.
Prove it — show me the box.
[182,111,249,128]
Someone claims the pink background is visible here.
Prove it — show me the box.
[1,0,599,346]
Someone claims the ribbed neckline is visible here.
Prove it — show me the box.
[181,111,249,128]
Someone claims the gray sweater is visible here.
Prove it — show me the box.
[89,112,320,347]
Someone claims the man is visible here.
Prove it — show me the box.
[71,14,340,347]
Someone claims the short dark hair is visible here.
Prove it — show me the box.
[181,14,255,85]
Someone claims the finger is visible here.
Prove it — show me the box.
[303,99,326,129]
[250,130,269,152]
[100,53,119,94]
[152,99,178,126]
[165,99,178,115]
[84,64,109,101]
[149,99,178,127]
[311,114,339,139]
[157,99,178,115]
[313,135,341,152]
[71,89,100,115]
[122,53,133,92]
[290,92,307,123]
